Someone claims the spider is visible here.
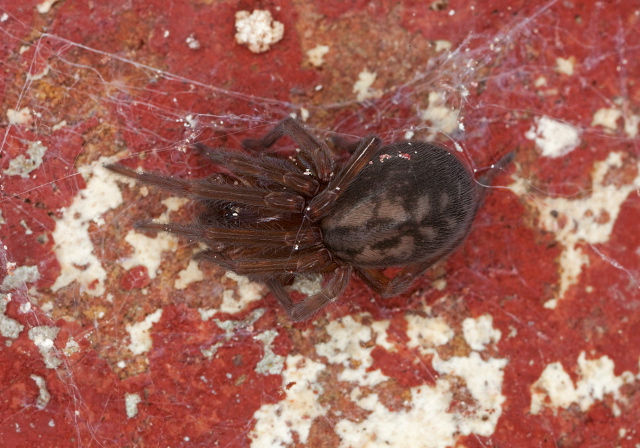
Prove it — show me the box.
[106,118,513,321]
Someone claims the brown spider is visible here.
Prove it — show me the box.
[106,118,512,321]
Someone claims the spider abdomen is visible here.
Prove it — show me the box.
[320,142,478,268]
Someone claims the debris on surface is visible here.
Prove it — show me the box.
[235,10,284,53]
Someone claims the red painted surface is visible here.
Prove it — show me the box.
[120,266,151,290]
[0,0,638,447]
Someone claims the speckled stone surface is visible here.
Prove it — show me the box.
[1,0,639,447]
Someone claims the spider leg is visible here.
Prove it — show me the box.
[105,164,304,213]
[267,265,352,321]
[356,262,430,298]
[198,247,334,277]
[242,117,334,182]
[462,150,516,216]
[476,151,515,188]
[327,135,362,154]
[193,143,319,196]
[266,279,295,309]
[305,135,383,222]
[137,222,324,247]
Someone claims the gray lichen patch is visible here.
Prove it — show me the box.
[3,140,47,178]
[200,309,265,359]
[125,393,142,418]
[28,326,61,368]
[0,295,24,339]
[254,329,285,375]
[30,374,51,409]
[1,265,40,292]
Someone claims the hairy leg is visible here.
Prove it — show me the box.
[268,265,352,321]
[137,222,323,247]
[197,247,334,277]
[305,135,382,221]
[105,164,305,213]
[475,151,515,188]
[356,262,430,298]
[242,117,334,182]
[327,135,362,154]
[193,143,319,197]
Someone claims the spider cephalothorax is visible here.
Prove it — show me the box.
[107,118,512,321]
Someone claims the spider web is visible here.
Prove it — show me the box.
[1,0,639,447]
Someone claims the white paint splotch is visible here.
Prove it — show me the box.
[463,314,502,351]
[52,166,187,296]
[405,314,455,351]
[51,158,123,296]
[420,91,460,135]
[591,106,640,138]
[530,352,639,417]
[121,230,177,279]
[337,350,508,447]
[513,152,640,307]
[307,44,329,67]
[218,272,266,315]
[525,116,580,158]
[250,355,327,447]
[6,107,33,125]
[336,314,507,447]
[338,382,458,447]
[120,197,186,279]
[353,69,383,102]
[174,259,204,290]
[251,312,509,448]
[315,315,391,386]
[126,309,163,355]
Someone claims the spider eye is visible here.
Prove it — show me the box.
[223,205,242,226]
